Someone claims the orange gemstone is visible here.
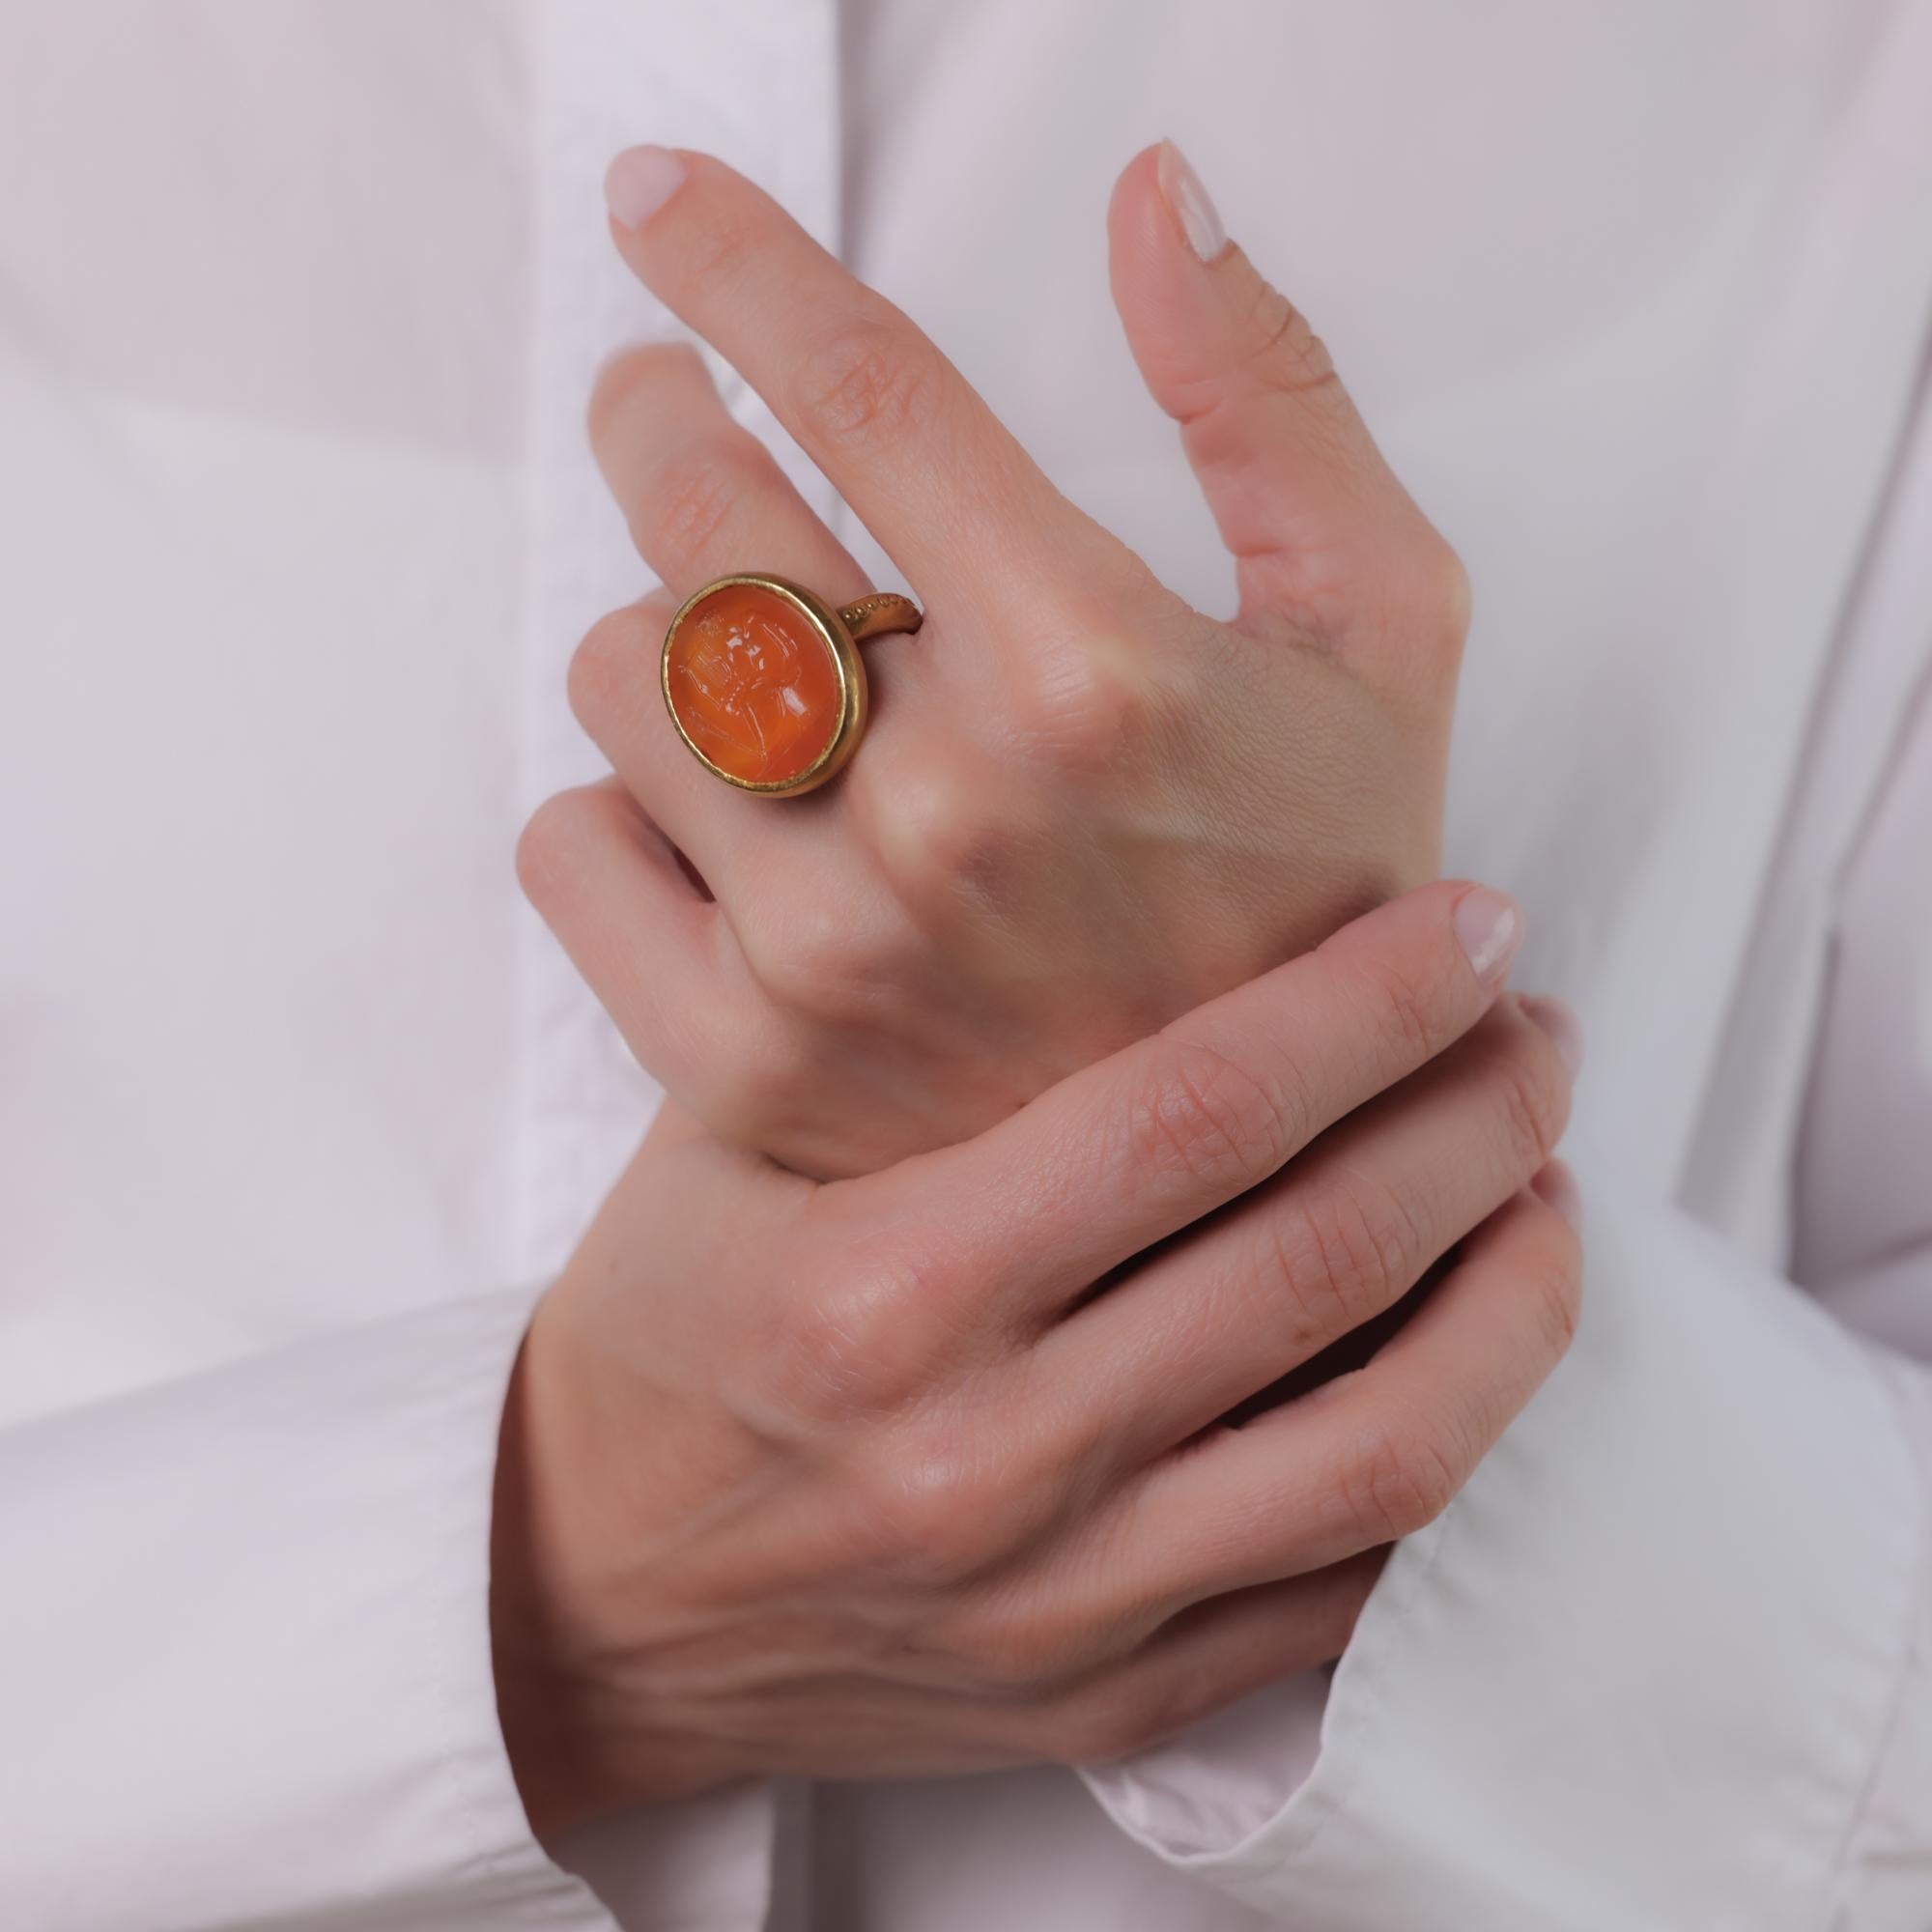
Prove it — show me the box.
[665,582,844,786]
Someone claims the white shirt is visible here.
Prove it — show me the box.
[3,2,1930,1925]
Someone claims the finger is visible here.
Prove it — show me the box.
[1082,1182,1582,1623]
[601,145,1117,612]
[588,341,871,603]
[1015,1553,1383,1767]
[1107,142,1467,681]
[1045,993,1578,1465]
[566,592,780,900]
[848,879,1525,1321]
[514,777,781,1103]
[568,592,907,1065]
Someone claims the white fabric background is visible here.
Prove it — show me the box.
[1,3,1929,1926]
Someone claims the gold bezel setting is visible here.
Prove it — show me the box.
[660,573,868,798]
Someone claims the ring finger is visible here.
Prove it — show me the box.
[1042,1179,1581,1644]
[589,340,872,605]
[1037,995,1576,1469]
[577,344,882,884]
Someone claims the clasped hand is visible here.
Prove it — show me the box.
[497,144,1581,1837]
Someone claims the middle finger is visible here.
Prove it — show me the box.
[602,146,1098,612]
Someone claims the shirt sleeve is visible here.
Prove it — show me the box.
[1078,586,1932,1931]
[1080,1163,1932,1925]
[1079,328,1932,1924]
[0,1290,619,1931]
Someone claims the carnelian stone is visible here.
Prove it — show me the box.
[665,582,843,785]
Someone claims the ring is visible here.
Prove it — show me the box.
[661,573,923,796]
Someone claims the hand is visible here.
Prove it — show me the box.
[521,143,1471,1178]
[490,885,1578,1836]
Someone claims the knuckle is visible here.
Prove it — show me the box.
[1491,1027,1568,1172]
[1265,1179,1420,1345]
[791,316,941,454]
[679,199,763,287]
[1242,279,1339,399]
[1005,623,1161,775]
[1349,943,1460,1068]
[743,892,907,1028]
[1342,1414,1462,1543]
[636,435,755,568]
[567,606,652,734]
[753,1264,930,1424]
[864,1429,1018,1586]
[850,746,1020,928]
[1134,1035,1300,1194]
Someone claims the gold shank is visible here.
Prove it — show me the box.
[838,592,923,645]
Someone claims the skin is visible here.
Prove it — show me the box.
[521,144,1481,1180]
[495,885,1578,1835]
[497,145,1585,1836]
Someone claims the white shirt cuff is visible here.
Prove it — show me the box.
[0,1292,615,1929]
[1082,1157,1929,1925]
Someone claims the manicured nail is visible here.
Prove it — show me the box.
[1533,1160,1584,1235]
[1157,139,1228,263]
[1453,886,1521,986]
[1520,995,1585,1078]
[605,145,686,231]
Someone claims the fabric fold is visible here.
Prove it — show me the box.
[0,1291,620,1931]
[1083,1156,1928,1928]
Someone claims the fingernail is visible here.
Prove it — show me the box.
[1533,1160,1584,1235]
[1452,886,1521,987]
[1520,995,1585,1078]
[1157,139,1228,263]
[605,145,686,231]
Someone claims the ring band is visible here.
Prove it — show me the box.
[834,590,924,646]
[661,573,923,797]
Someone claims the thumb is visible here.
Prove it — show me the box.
[1108,141,1463,659]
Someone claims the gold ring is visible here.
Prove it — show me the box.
[661,573,923,797]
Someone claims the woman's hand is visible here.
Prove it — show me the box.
[521,143,1471,1178]
[491,886,1578,1837]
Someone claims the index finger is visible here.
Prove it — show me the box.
[601,145,1097,611]
[846,879,1526,1319]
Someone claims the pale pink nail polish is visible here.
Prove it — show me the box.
[1453,886,1521,986]
[604,145,687,231]
[1156,139,1228,263]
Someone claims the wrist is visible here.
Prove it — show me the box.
[489,1319,744,1838]
[489,1334,606,1838]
